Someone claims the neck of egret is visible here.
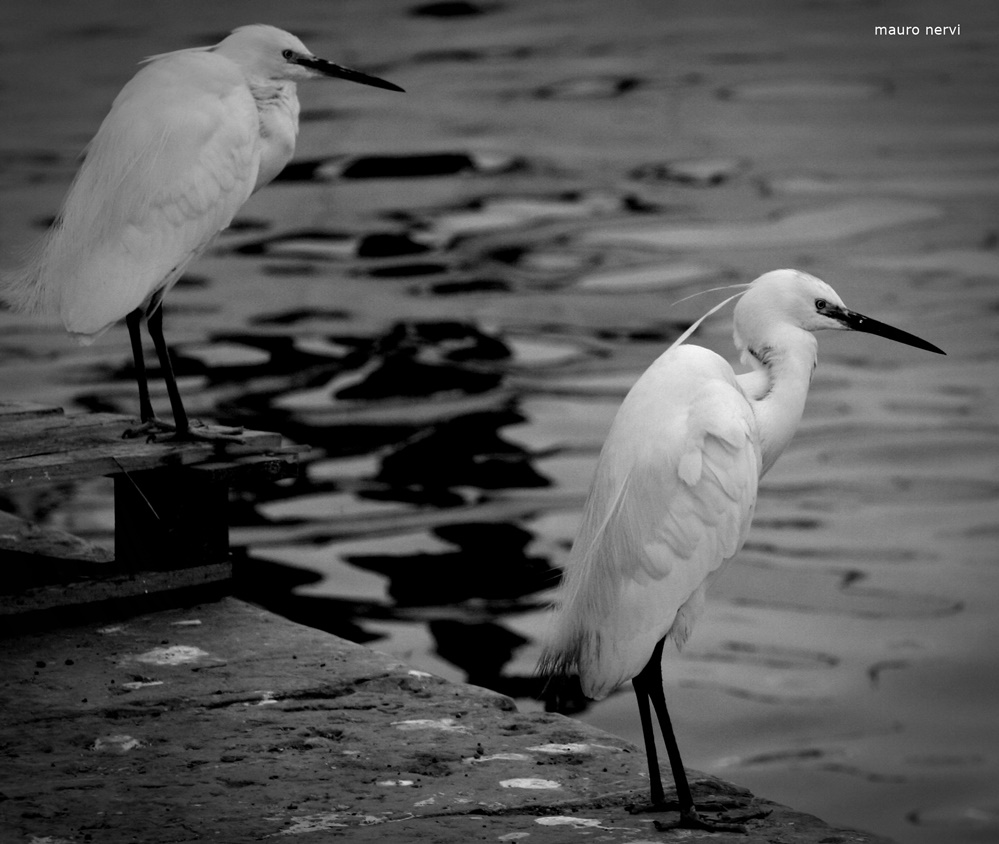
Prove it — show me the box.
[735,328,818,475]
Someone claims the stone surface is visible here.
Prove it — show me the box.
[0,598,891,842]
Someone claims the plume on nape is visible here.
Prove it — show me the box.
[667,284,751,352]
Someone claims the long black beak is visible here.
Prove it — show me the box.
[296,56,404,92]
[835,307,945,355]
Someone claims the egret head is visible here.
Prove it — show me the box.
[733,269,943,355]
[215,25,404,91]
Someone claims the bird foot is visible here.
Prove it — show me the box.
[653,807,748,834]
[630,797,770,834]
[177,421,246,443]
[653,806,771,834]
[122,417,177,440]
[122,418,245,443]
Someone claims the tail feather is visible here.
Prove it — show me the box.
[0,229,60,316]
[537,629,592,714]
[536,640,580,683]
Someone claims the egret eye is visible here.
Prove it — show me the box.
[281,49,295,60]
[815,298,828,310]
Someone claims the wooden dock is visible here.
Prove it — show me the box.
[0,403,304,629]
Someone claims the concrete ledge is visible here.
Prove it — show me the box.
[0,598,890,842]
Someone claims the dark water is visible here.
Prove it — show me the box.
[2,2,998,842]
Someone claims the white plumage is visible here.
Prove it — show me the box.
[49,50,258,338]
[1,24,402,436]
[543,343,760,699]
[538,268,943,830]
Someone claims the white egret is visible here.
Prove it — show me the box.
[538,269,944,831]
[1,24,403,438]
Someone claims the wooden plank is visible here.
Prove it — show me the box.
[184,450,304,483]
[0,402,64,419]
[0,406,304,619]
[0,410,286,487]
[0,410,124,452]
[0,413,140,467]
[0,411,282,455]
[2,431,282,482]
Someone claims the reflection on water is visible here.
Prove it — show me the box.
[1,2,998,843]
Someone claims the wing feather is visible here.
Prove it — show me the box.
[540,345,761,699]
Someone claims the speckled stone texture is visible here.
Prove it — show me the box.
[0,598,891,842]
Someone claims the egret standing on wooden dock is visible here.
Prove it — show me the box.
[538,269,944,831]
[1,24,403,438]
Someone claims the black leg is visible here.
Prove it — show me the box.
[632,640,667,806]
[644,638,696,816]
[632,637,766,833]
[125,308,155,423]
[146,301,189,435]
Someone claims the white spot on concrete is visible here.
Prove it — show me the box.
[539,818,647,834]
[535,816,616,830]
[97,625,125,634]
[464,753,531,764]
[498,834,530,841]
[377,779,415,787]
[273,811,416,834]
[414,795,436,806]
[131,645,210,666]
[391,718,470,733]
[253,690,279,706]
[407,669,433,678]
[360,814,397,826]
[499,778,561,790]
[526,742,623,754]
[170,619,203,627]
[527,743,590,754]
[92,734,141,753]
[277,813,348,834]
[120,680,164,691]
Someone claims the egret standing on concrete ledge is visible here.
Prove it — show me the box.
[538,269,944,832]
[1,24,403,438]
